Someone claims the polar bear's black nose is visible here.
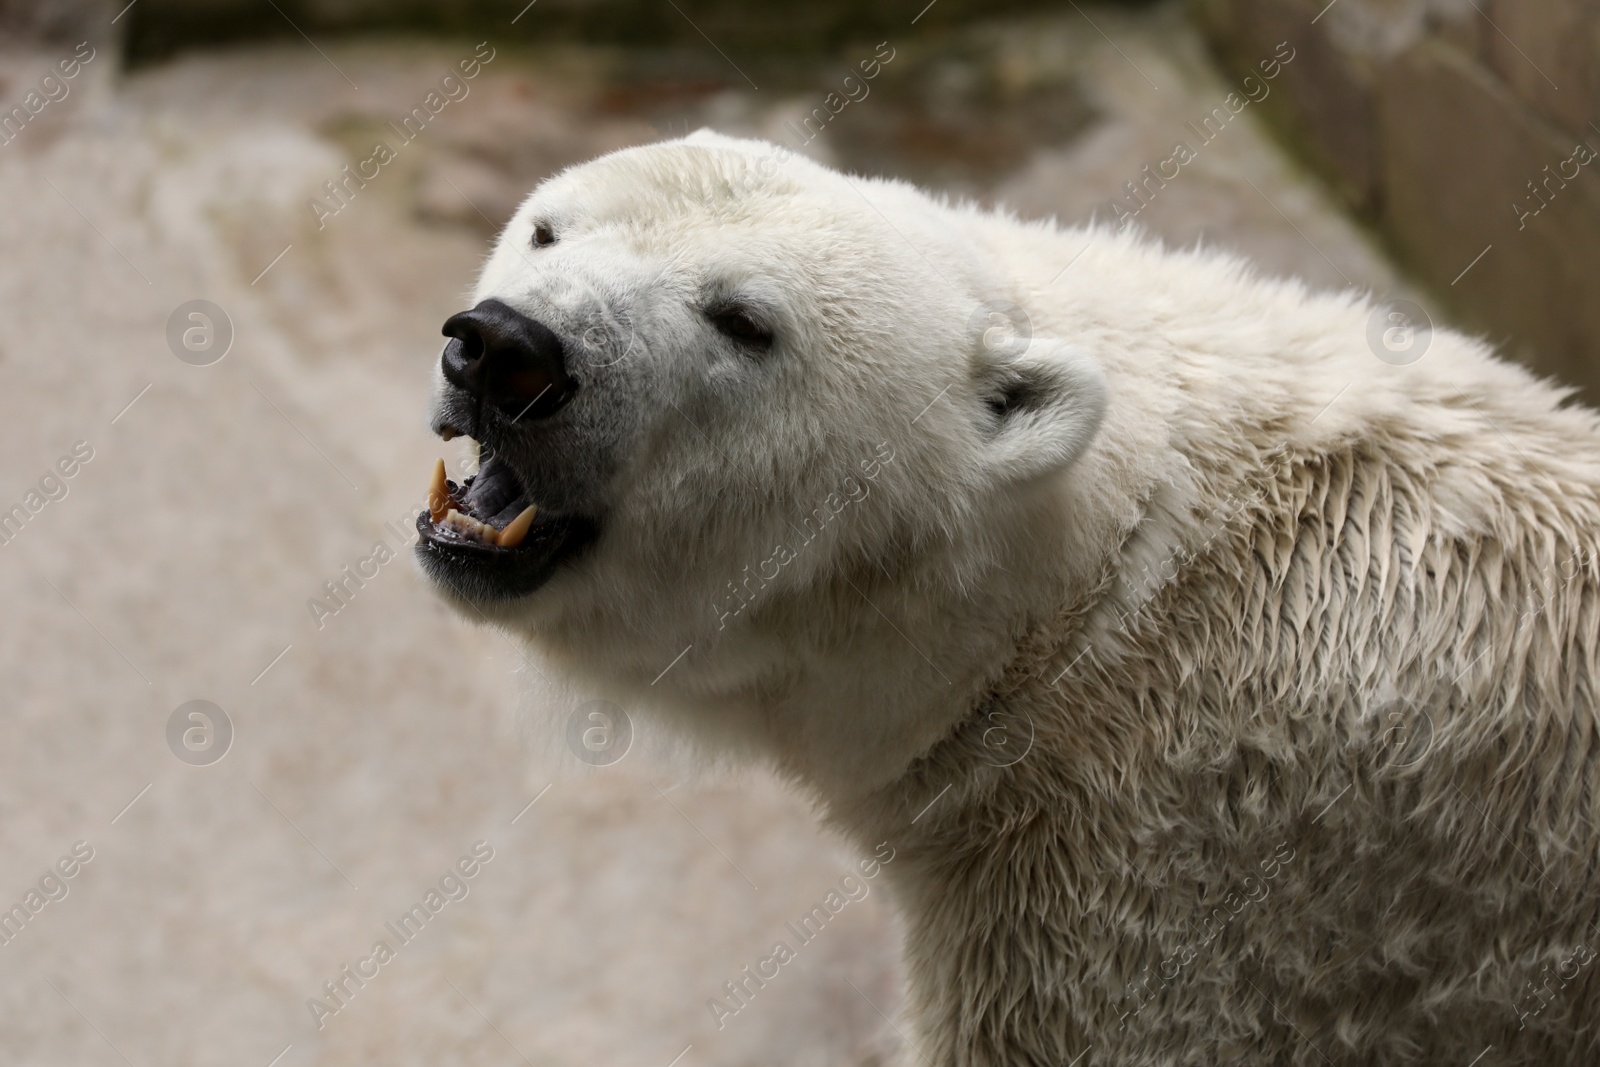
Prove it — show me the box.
[441,299,575,421]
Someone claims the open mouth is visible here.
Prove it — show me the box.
[414,446,595,601]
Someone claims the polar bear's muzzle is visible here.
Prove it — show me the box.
[438,299,578,423]
[414,299,598,602]
[413,450,596,601]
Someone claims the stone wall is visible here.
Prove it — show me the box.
[1197,0,1600,400]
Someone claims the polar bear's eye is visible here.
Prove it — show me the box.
[532,223,556,248]
[707,307,773,351]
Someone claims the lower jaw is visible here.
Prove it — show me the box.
[414,511,596,602]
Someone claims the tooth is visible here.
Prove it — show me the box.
[496,504,538,549]
[444,508,503,544]
[440,426,457,441]
[428,459,449,522]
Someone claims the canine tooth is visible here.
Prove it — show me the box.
[496,504,538,549]
[440,426,457,441]
[428,459,449,522]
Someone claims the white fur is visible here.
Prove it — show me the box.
[433,131,1600,1064]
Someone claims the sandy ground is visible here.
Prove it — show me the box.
[0,6,1415,1066]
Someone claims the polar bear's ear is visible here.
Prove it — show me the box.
[977,338,1108,484]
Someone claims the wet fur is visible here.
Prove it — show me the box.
[444,133,1600,1065]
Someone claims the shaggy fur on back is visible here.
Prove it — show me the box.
[847,429,1600,1064]
[428,132,1600,1066]
[813,190,1600,1066]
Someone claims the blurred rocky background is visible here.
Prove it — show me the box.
[1199,0,1600,399]
[0,1,1591,1066]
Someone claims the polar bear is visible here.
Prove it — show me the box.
[415,130,1600,1065]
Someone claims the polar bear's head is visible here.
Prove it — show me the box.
[417,131,1107,790]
